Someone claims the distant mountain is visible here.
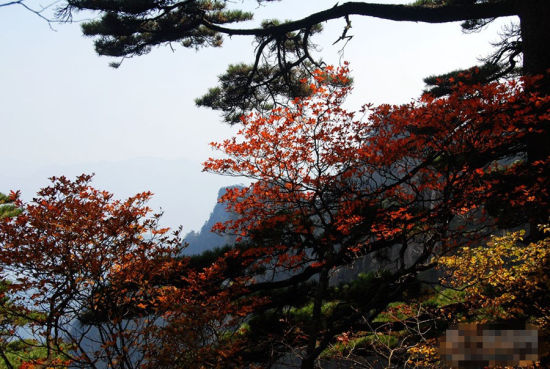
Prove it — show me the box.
[182,186,242,255]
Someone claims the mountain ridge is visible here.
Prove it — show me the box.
[182,186,242,255]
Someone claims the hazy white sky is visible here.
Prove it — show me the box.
[0,1,517,233]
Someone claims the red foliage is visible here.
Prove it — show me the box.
[0,175,255,369]
[206,65,549,273]
[204,64,549,365]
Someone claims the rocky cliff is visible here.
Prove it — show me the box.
[182,186,241,255]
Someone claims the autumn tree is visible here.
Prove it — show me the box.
[203,65,549,368]
[439,228,550,326]
[392,226,550,369]
[0,175,185,369]
[0,175,265,369]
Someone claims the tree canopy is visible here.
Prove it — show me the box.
[60,0,549,122]
[202,65,549,368]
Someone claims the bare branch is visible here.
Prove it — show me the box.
[1,0,63,30]
[202,1,520,37]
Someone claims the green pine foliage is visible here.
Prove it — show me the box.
[0,193,20,219]
[67,0,254,57]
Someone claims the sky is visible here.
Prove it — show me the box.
[0,0,518,233]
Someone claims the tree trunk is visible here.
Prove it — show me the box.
[519,0,550,238]
[519,0,550,83]
[301,266,329,369]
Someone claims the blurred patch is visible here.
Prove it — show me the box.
[439,323,539,368]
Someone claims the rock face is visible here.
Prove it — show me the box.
[182,186,241,255]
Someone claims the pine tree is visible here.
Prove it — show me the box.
[0,193,20,219]
[61,0,549,122]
